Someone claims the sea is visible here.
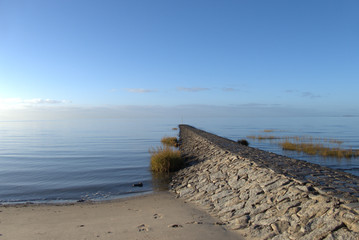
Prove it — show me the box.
[0,116,358,204]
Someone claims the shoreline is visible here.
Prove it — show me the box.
[0,191,243,240]
[0,190,155,207]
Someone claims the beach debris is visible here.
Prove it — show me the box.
[168,224,183,228]
[132,182,143,187]
[77,199,86,203]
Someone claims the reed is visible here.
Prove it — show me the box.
[247,135,282,140]
[328,139,344,145]
[263,129,275,132]
[280,141,359,159]
[282,136,343,145]
[149,146,184,172]
[249,134,344,145]
[248,129,356,159]
[161,136,179,147]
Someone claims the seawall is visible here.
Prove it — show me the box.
[171,125,359,239]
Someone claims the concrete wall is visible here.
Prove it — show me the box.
[171,125,359,239]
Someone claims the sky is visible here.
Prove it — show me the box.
[0,0,358,120]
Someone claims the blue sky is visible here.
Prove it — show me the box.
[0,0,358,119]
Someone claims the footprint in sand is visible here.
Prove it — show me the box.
[186,221,203,225]
[128,208,140,212]
[137,224,150,232]
[214,222,226,226]
[153,213,163,219]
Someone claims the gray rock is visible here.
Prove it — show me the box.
[323,228,359,240]
[172,125,359,239]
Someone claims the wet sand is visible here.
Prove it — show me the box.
[0,192,243,240]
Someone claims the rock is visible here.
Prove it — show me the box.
[172,125,359,240]
[229,215,250,229]
[339,210,359,232]
[299,217,342,240]
[177,187,195,197]
[323,228,359,240]
[132,182,143,187]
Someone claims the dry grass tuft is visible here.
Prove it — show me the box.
[161,137,179,147]
[247,135,282,140]
[263,129,275,132]
[149,146,184,172]
[280,141,359,159]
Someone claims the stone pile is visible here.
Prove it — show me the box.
[171,125,359,239]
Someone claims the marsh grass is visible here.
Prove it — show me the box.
[149,146,184,172]
[263,129,275,132]
[280,141,359,159]
[247,135,282,140]
[161,136,179,147]
[247,131,357,159]
[247,135,344,144]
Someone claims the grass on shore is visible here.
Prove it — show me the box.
[150,146,184,172]
[280,141,359,159]
[161,136,179,147]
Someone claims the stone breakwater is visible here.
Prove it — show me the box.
[171,125,359,239]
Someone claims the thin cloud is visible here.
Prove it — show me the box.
[230,103,281,108]
[301,92,321,99]
[222,88,239,92]
[176,87,210,92]
[125,88,157,93]
[0,98,70,110]
[1,98,69,105]
[285,90,321,99]
[24,98,69,104]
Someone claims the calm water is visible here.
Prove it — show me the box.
[0,117,358,204]
[192,116,359,176]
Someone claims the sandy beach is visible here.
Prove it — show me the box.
[0,192,243,240]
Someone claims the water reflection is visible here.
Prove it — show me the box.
[151,172,174,191]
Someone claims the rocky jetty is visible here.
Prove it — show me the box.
[171,125,359,239]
